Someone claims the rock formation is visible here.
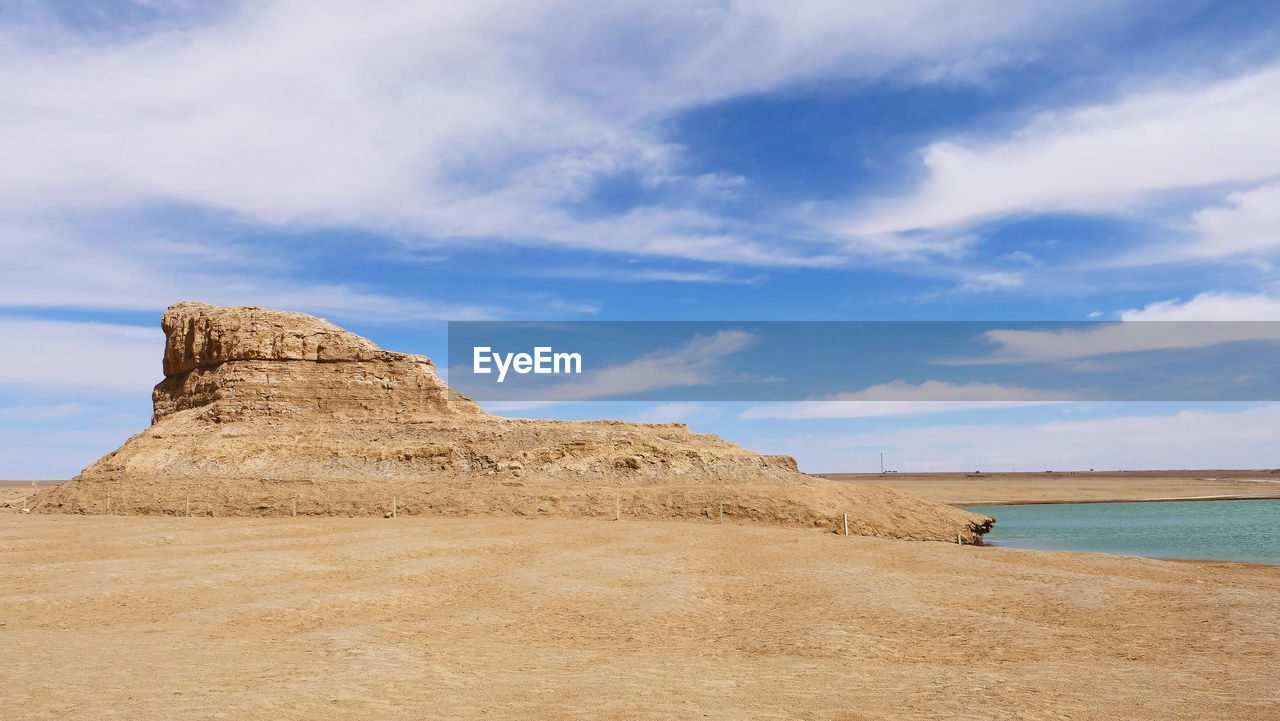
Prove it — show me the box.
[33,302,993,542]
[151,303,483,422]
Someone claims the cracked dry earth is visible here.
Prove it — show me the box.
[2,515,1278,720]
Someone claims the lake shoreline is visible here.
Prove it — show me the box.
[942,493,1280,506]
[981,539,1280,567]
[965,498,1280,566]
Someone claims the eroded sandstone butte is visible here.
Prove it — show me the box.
[34,302,993,542]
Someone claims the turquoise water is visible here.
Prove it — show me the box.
[963,499,1280,565]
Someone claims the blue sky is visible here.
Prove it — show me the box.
[2,0,1280,477]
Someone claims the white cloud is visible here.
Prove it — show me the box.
[454,330,759,402]
[844,64,1280,236]
[1185,184,1280,259]
[0,319,161,391]
[528,329,758,401]
[790,403,1280,473]
[741,380,1069,419]
[632,402,722,424]
[0,224,539,322]
[958,271,1023,292]
[838,229,982,263]
[0,0,1127,269]
[0,403,90,423]
[1119,291,1280,321]
[1114,183,1280,266]
[967,318,1280,363]
[530,264,764,285]
[999,250,1039,265]
[0,404,150,479]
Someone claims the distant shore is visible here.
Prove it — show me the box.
[814,469,1280,506]
[952,493,1280,506]
[0,479,63,487]
[0,480,60,509]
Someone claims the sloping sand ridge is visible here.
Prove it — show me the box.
[32,302,992,542]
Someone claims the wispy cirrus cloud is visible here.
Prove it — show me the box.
[632,402,723,425]
[841,63,1280,238]
[0,223,577,322]
[0,403,91,423]
[962,318,1280,364]
[741,380,1070,419]
[525,264,765,285]
[0,318,160,391]
[454,330,760,402]
[0,0,1133,273]
[957,271,1024,293]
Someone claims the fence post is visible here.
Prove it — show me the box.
[185,496,190,517]
[392,495,397,518]
[615,495,620,521]
[843,513,849,536]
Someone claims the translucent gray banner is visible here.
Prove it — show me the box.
[446,321,1280,402]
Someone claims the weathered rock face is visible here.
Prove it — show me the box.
[34,302,993,543]
[152,303,484,422]
[160,302,384,375]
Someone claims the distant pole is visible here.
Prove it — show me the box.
[615,495,621,521]
[185,496,190,517]
[392,495,397,518]
[843,513,849,536]
[880,453,884,473]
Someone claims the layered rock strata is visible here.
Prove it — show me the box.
[33,302,993,542]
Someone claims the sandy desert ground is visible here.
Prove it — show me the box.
[2,514,1277,720]
[820,469,1280,505]
[13,469,1280,513]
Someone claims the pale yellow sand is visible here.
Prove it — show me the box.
[2,515,1277,720]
